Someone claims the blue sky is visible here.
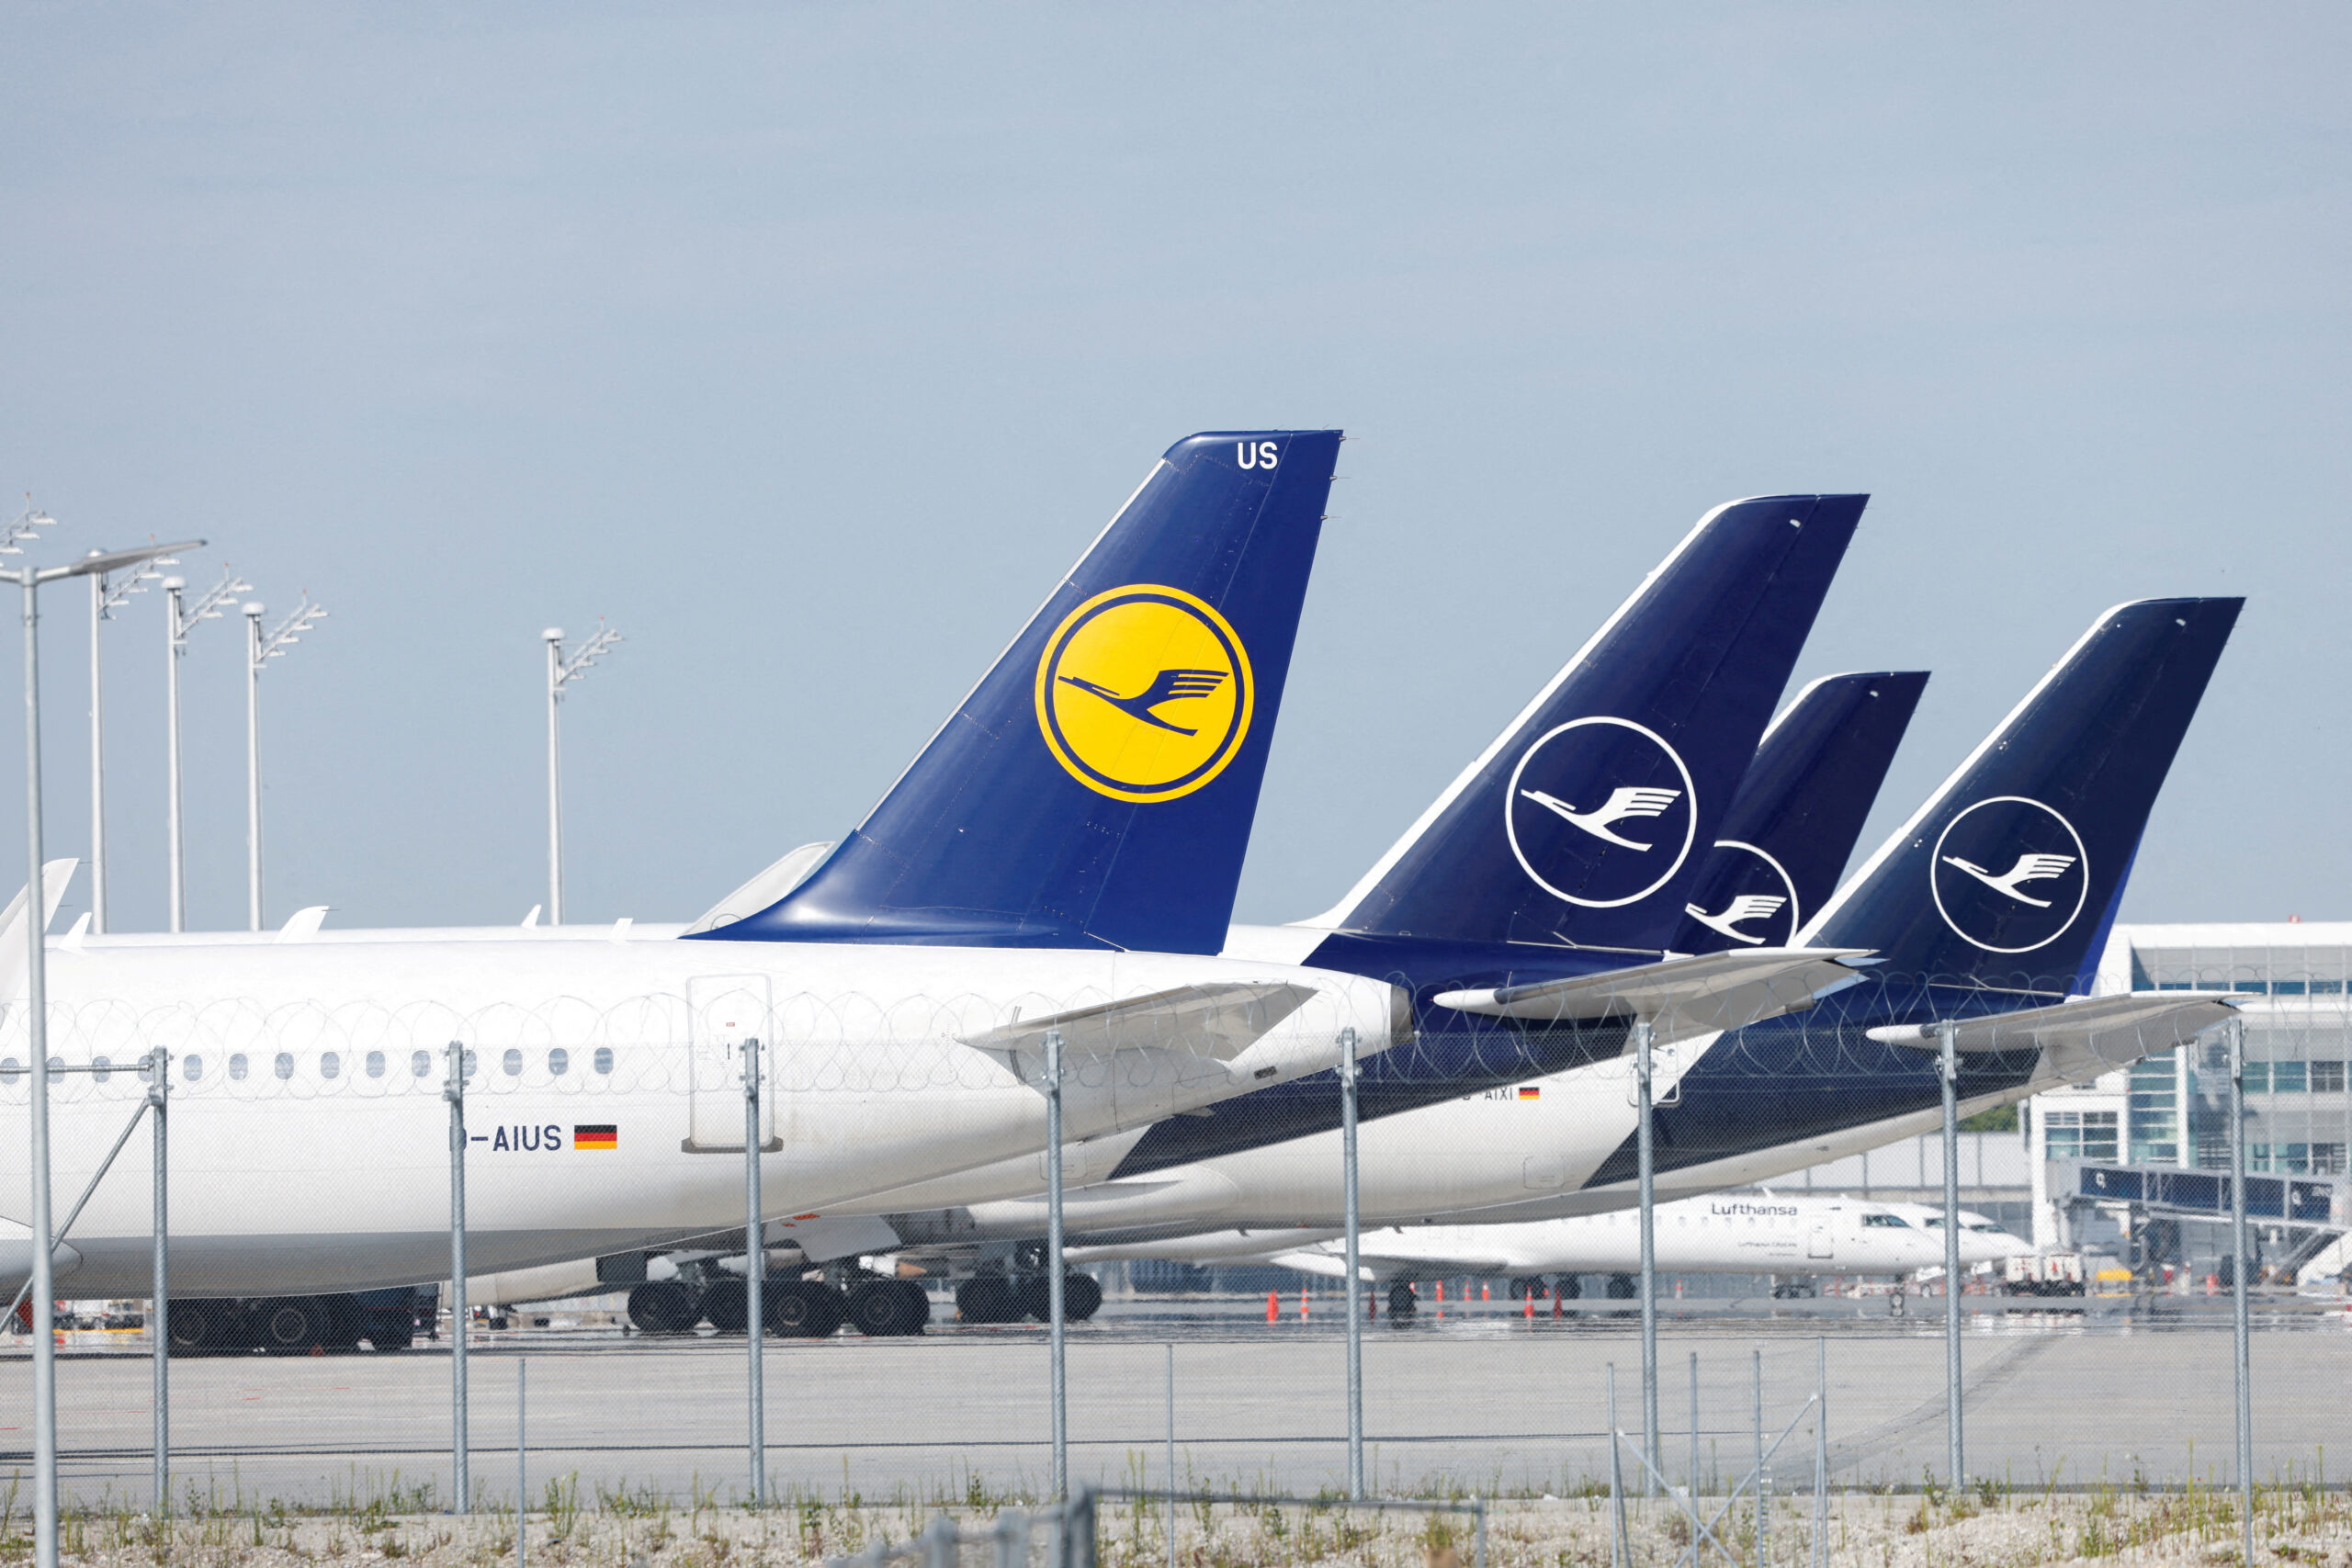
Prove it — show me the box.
[3,6,2346,931]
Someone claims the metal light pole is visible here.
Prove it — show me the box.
[2229,1014,2253,1563]
[1044,1027,1068,1501]
[86,548,172,933]
[149,1046,169,1517]
[1340,1025,1364,1499]
[1634,1019,1660,1492]
[2,528,199,1568]
[541,623,620,926]
[243,596,326,931]
[1939,1019,1963,1487]
[162,568,250,932]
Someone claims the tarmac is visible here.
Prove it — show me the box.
[7,1291,2352,1509]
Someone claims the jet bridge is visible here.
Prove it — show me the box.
[2052,1159,2347,1283]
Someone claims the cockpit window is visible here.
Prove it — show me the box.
[1861,1213,1911,1228]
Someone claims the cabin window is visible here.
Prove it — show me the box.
[594,1047,615,1076]
[321,1052,341,1079]
[463,1049,479,1078]
[273,1053,294,1080]
[229,1054,249,1081]
[411,1051,431,1077]
[182,1055,203,1082]
[92,1056,112,1084]
[366,1051,386,1078]
[0,1058,17,1084]
[503,1048,523,1077]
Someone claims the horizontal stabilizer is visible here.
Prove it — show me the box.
[0,860,78,998]
[964,980,1316,1082]
[1431,946,1871,1042]
[1868,992,2238,1066]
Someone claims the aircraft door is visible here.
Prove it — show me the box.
[1807,1224,1835,1260]
[686,975,776,1152]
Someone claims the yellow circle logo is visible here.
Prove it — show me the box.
[1035,584,1254,803]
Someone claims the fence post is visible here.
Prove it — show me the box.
[1812,1338,1826,1568]
[2229,1012,2253,1568]
[515,1359,526,1568]
[1340,1024,1364,1499]
[744,1034,765,1508]
[1066,1483,1096,1568]
[993,1507,1029,1568]
[1046,1028,1068,1501]
[1473,1495,1487,1568]
[1689,1349,1700,1509]
[1165,1343,1177,1568]
[1752,1347,1766,1568]
[1634,1019,1659,1493]
[148,1047,169,1519]
[1607,1363,1629,1568]
[446,1039,470,1515]
[1939,1019,1963,1488]
[923,1513,956,1568]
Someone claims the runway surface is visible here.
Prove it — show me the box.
[8,1293,2352,1508]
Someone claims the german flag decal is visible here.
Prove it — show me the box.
[574,1124,618,1150]
[1516,1086,1541,1100]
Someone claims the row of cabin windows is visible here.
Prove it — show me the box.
[0,1046,619,1085]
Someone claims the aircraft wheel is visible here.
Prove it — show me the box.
[1386,1282,1418,1316]
[896,1280,933,1329]
[627,1280,700,1335]
[254,1296,330,1356]
[1063,1273,1102,1322]
[847,1280,922,1337]
[165,1299,229,1355]
[364,1311,415,1351]
[1013,1277,1053,1322]
[957,1278,1015,1324]
[702,1280,750,1333]
[1555,1274,1582,1301]
[764,1280,842,1337]
[1606,1273,1636,1300]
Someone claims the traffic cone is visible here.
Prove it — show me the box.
[1266,1292,1278,1323]
[1481,1282,1491,1302]
[1300,1288,1309,1320]
[1522,1293,1533,1320]
[1553,1290,1563,1319]
[1434,1280,1444,1303]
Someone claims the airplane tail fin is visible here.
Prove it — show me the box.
[1669,671,1928,953]
[1310,494,1865,950]
[712,432,1341,953]
[1804,598,2242,993]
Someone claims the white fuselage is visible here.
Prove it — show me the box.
[1096,1193,1957,1280]
[0,931,1397,1297]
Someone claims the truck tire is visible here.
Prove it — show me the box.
[626,1280,700,1335]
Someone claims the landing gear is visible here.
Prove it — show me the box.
[627,1280,701,1334]
[1064,1273,1103,1321]
[254,1295,333,1355]
[960,1272,1100,1324]
[1387,1282,1418,1316]
[847,1280,929,1337]
[165,1298,242,1354]
[702,1279,751,1333]
[957,1277,1018,1324]
[767,1280,845,1337]
[1605,1273,1637,1300]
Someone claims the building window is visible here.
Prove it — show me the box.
[2273,1061,2309,1094]
[2046,1110,2120,1162]
[2313,1060,2346,1094]
[2313,1144,2348,1176]
[2252,1144,2313,1174]
[2244,1063,2270,1094]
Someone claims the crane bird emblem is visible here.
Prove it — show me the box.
[1035,584,1253,803]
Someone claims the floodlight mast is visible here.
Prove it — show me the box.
[543,622,620,926]
[245,595,326,931]
[1,532,197,1568]
[86,545,179,933]
[163,568,251,932]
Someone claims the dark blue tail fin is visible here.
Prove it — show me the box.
[713,431,1341,953]
[1669,671,1928,953]
[1806,598,2242,993]
[1309,493,1864,949]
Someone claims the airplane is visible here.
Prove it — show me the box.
[1099,1190,1962,1309]
[860,598,2243,1315]
[0,430,1427,1351]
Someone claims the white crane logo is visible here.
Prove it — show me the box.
[1928,795,2090,955]
[1938,852,2077,908]
[1518,785,1682,851]
[1503,716,1698,909]
[1683,893,1788,945]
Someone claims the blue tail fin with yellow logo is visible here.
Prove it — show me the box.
[707,431,1341,953]
[1803,597,2241,994]
[1306,494,1865,951]
[1668,670,1928,953]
